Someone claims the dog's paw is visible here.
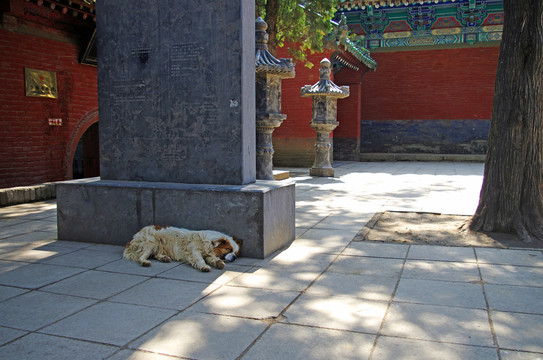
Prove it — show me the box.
[141,260,152,267]
[215,260,225,269]
[157,255,172,263]
[200,266,211,272]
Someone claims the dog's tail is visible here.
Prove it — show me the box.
[122,241,139,262]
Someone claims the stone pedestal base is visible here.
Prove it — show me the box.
[310,167,334,177]
[56,178,295,259]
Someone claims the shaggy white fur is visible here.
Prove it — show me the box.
[123,225,241,272]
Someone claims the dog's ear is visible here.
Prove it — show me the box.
[233,237,243,247]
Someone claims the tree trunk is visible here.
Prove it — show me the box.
[470,0,543,243]
[264,0,280,55]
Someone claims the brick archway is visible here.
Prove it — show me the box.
[64,109,99,180]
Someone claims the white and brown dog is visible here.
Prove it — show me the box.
[123,225,242,272]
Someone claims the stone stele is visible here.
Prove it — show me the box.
[56,0,295,259]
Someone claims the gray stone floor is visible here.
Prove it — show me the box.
[0,161,542,360]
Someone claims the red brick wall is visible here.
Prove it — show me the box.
[362,47,499,121]
[274,45,499,164]
[0,28,97,188]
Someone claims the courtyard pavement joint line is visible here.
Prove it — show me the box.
[474,247,503,360]
[236,231,360,359]
[368,244,412,360]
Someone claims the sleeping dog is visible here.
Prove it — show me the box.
[123,225,242,272]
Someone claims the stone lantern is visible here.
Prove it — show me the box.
[301,58,349,177]
[255,17,295,180]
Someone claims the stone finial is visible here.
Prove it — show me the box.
[255,17,269,51]
[255,17,295,78]
[319,58,332,80]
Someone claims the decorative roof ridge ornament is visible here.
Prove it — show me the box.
[301,58,350,97]
[326,13,377,71]
[255,17,295,78]
[337,0,452,10]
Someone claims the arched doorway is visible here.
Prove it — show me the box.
[72,122,100,179]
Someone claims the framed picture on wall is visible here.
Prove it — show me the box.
[24,68,58,99]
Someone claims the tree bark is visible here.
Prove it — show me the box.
[470,0,543,243]
[264,0,280,55]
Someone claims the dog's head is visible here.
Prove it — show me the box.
[212,236,242,262]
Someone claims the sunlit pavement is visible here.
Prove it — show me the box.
[0,161,542,360]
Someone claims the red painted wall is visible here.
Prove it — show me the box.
[334,67,364,140]
[275,45,499,164]
[362,47,499,121]
[0,27,97,188]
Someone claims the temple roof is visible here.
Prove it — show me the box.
[327,13,378,71]
[343,38,377,69]
[338,0,452,9]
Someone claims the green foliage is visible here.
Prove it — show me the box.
[256,0,337,68]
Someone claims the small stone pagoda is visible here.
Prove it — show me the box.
[255,17,295,180]
[301,58,349,177]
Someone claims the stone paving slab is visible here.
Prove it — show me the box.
[109,278,220,311]
[107,350,175,360]
[41,270,148,300]
[39,248,122,268]
[402,259,481,282]
[0,220,57,239]
[0,284,27,302]
[305,272,397,301]
[381,302,494,346]
[393,278,486,309]
[97,258,181,277]
[500,350,543,360]
[0,244,65,263]
[157,263,250,285]
[0,231,57,253]
[242,323,375,360]
[327,255,404,277]
[0,291,96,331]
[407,245,477,262]
[0,327,27,347]
[478,263,543,287]
[0,262,85,289]
[492,311,543,353]
[282,293,388,333]
[485,284,543,314]
[189,285,300,319]
[41,302,176,346]
[263,249,337,273]
[0,333,118,360]
[227,267,320,292]
[0,162,542,359]
[130,311,269,360]
[475,248,543,266]
[371,336,498,360]
[342,241,410,259]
